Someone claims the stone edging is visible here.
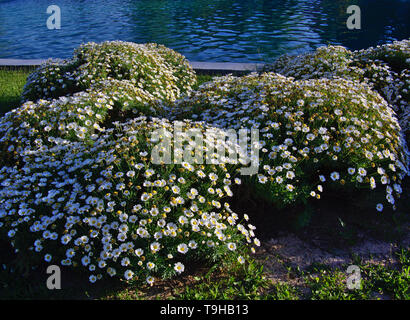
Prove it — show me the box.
[0,59,265,74]
[0,59,47,66]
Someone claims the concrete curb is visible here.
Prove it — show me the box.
[0,59,48,66]
[191,61,264,74]
[0,59,265,74]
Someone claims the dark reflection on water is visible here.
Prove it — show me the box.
[0,0,408,62]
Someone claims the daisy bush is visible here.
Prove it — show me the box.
[1,42,260,286]
[168,73,408,211]
[354,39,410,72]
[268,45,362,81]
[354,40,410,140]
[22,41,196,103]
[267,39,410,142]
[1,38,408,289]
[0,117,258,284]
[0,79,162,168]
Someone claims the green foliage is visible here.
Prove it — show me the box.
[306,248,410,300]
[174,257,271,300]
[307,269,367,300]
[267,282,300,300]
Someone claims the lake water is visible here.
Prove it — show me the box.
[0,0,409,62]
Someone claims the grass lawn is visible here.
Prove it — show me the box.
[0,68,214,116]
[0,68,409,300]
[0,68,33,115]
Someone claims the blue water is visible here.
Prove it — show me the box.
[0,0,409,62]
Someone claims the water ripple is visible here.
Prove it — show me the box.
[0,0,408,62]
